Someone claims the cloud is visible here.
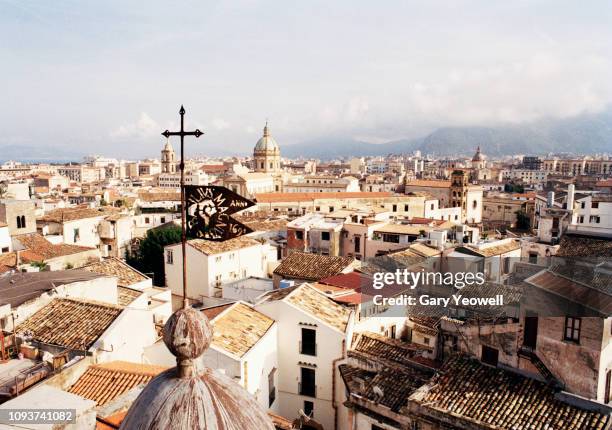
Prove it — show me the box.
[110,113,159,139]
[211,118,230,130]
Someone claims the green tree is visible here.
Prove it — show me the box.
[515,210,531,230]
[127,225,182,286]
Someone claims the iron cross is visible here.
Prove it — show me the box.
[161,105,204,309]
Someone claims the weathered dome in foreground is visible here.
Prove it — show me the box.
[254,123,280,152]
[119,307,275,430]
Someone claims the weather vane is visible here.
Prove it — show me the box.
[161,106,255,309]
[161,106,204,309]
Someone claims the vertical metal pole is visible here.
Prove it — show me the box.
[180,108,188,309]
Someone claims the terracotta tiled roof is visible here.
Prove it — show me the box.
[287,284,351,332]
[96,411,128,430]
[202,303,234,320]
[273,251,355,281]
[83,258,149,287]
[16,298,123,350]
[69,361,168,406]
[414,357,611,430]
[351,332,436,365]
[137,191,181,202]
[459,239,521,257]
[14,233,94,261]
[409,242,442,257]
[117,286,143,306]
[207,302,275,357]
[405,179,452,188]
[527,270,612,315]
[258,284,352,332]
[254,192,392,203]
[320,272,366,291]
[39,207,119,223]
[0,252,17,273]
[556,234,612,258]
[188,236,261,256]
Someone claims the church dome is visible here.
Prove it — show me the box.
[254,123,279,152]
[472,146,485,162]
[119,307,275,430]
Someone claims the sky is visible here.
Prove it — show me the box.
[1,0,611,158]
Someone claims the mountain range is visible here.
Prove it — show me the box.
[282,108,612,159]
[1,109,611,162]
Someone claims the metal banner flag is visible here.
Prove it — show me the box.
[185,185,256,241]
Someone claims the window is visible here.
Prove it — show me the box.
[300,328,317,356]
[1,247,9,253]
[404,204,409,212]
[382,233,400,243]
[73,228,80,242]
[564,317,581,343]
[390,325,396,339]
[529,253,538,264]
[166,250,174,264]
[215,274,222,287]
[268,368,276,407]
[481,345,499,366]
[354,236,360,253]
[321,231,330,241]
[329,206,334,212]
[473,200,478,209]
[160,217,166,223]
[606,370,611,404]
[392,204,397,212]
[593,201,599,209]
[295,231,304,240]
[303,400,314,417]
[590,216,601,224]
[315,206,321,211]
[145,217,150,224]
[299,367,316,397]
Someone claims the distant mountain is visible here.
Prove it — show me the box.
[283,109,612,159]
[0,145,84,163]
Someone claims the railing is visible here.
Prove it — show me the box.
[518,346,564,389]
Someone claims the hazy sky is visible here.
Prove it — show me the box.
[1,0,611,158]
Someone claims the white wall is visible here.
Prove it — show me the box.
[0,226,11,253]
[255,299,348,430]
[165,242,271,299]
[94,308,157,363]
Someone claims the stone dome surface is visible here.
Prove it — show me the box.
[254,124,279,152]
[119,307,275,430]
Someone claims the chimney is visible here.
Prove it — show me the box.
[567,184,575,211]
[547,191,555,208]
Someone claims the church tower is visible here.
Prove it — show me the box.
[253,122,281,174]
[161,139,176,174]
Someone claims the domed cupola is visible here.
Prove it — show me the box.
[253,122,281,174]
[254,122,280,153]
[119,307,276,430]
